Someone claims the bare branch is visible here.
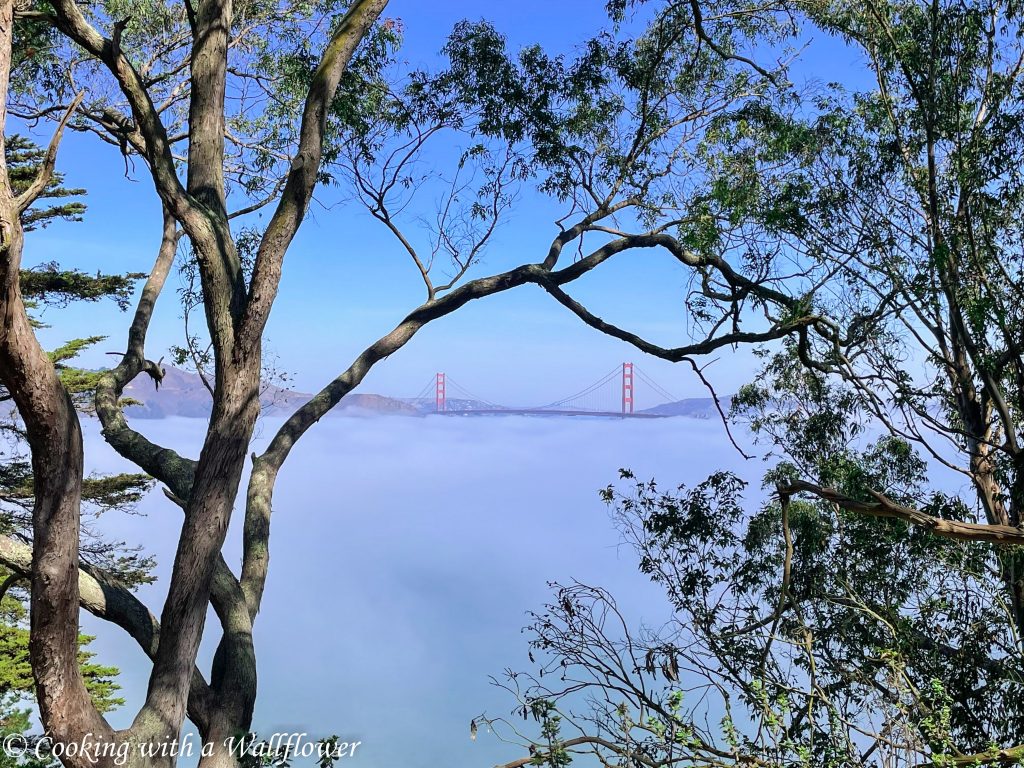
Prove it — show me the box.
[15,91,85,214]
[94,209,197,498]
[687,0,778,84]
[240,229,807,615]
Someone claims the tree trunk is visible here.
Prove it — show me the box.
[970,448,1024,642]
[0,0,114,758]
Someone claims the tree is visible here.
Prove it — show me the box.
[740,3,1024,758]
[1,568,124,714]
[477,0,1024,765]
[480,467,1023,766]
[0,131,153,577]
[0,133,152,767]
[0,571,121,768]
[0,2,819,768]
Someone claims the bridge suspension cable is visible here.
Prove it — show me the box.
[412,378,436,402]
[633,365,679,405]
[416,363,680,415]
[534,365,621,411]
[445,376,503,409]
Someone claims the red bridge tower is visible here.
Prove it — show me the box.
[621,362,634,415]
[435,372,446,412]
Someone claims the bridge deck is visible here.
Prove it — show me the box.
[434,408,669,418]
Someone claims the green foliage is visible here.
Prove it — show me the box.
[260,9,402,183]
[0,135,154,619]
[3,135,142,312]
[0,570,123,713]
[0,450,154,586]
[46,335,107,397]
[502,461,1021,766]
[5,134,85,232]
[528,700,571,767]
[0,462,31,511]
[19,265,142,311]
[493,7,1024,746]
[1,330,154,570]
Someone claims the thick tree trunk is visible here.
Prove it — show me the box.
[135,352,262,738]
[0,184,113,768]
[196,714,243,768]
[0,0,113,759]
[969,448,1024,643]
[5,2,386,762]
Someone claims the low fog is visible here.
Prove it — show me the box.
[80,413,755,768]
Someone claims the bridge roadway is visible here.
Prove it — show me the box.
[434,408,670,418]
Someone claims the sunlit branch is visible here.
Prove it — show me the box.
[779,480,1024,546]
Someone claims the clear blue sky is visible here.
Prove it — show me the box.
[25,1,868,407]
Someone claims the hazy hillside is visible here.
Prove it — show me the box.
[0,366,733,420]
[639,396,732,418]
[122,366,420,419]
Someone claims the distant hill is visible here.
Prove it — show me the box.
[638,396,732,418]
[122,366,420,419]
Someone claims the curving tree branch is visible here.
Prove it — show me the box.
[779,480,1024,546]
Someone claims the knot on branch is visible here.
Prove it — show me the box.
[775,483,791,507]
[162,487,187,509]
[111,17,130,59]
[142,356,165,390]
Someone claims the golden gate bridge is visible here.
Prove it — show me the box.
[408,363,680,418]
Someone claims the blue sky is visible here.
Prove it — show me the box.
[21,0,874,408]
